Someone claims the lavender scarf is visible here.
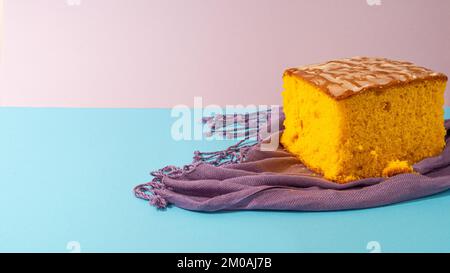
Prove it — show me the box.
[134,109,450,212]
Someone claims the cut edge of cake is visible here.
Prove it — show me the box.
[281,56,448,183]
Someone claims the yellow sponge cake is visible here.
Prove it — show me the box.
[281,57,448,183]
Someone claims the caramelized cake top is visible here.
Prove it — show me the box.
[284,56,448,100]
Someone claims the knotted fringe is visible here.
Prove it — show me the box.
[133,164,200,209]
[202,109,272,141]
[134,108,275,209]
[192,138,258,167]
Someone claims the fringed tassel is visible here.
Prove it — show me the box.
[133,164,199,209]
[192,138,258,166]
[135,107,277,208]
[202,108,275,141]
[193,108,278,166]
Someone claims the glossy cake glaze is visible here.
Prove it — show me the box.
[284,56,448,99]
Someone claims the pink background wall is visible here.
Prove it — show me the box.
[0,0,449,108]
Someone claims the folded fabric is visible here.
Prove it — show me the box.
[133,110,450,212]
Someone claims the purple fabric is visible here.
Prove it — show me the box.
[134,115,450,212]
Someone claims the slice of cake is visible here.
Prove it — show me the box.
[281,56,448,183]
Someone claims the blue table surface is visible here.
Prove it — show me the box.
[1,107,450,253]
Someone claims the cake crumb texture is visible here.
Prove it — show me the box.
[281,58,447,183]
[382,160,414,177]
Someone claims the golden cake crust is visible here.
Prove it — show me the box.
[284,56,448,100]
